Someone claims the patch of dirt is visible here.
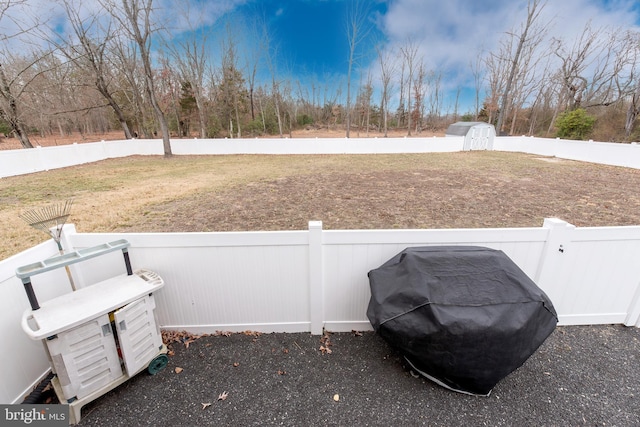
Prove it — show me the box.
[118,153,640,233]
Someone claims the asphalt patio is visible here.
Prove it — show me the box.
[74,324,640,426]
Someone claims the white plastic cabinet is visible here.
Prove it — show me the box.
[114,293,164,376]
[46,313,123,400]
[17,240,168,425]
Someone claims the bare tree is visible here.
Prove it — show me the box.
[375,44,397,137]
[509,48,555,136]
[470,52,485,120]
[344,0,372,137]
[505,30,549,135]
[495,0,547,134]
[400,39,419,136]
[0,0,43,148]
[217,26,248,138]
[552,23,601,111]
[426,70,442,128]
[412,62,426,133]
[625,82,640,138]
[396,58,406,129]
[258,16,284,137]
[57,0,133,139]
[355,72,373,136]
[483,51,506,125]
[103,0,172,155]
[453,85,461,121]
[0,63,35,147]
[108,33,151,138]
[624,34,640,138]
[554,25,637,111]
[163,3,212,139]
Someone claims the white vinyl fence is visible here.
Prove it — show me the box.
[493,136,640,169]
[2,219,640,404]
[0,137,464,177]
[3,135,640,178]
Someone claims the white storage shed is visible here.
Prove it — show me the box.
[445,122,496,151]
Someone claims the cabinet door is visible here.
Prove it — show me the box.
[46,313,123,401]
[114,294,163,376]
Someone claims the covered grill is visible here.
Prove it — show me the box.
[367,246,557,396]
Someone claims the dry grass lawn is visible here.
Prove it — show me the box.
[3,150,640,260]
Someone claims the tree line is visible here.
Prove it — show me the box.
[2,0,640,154]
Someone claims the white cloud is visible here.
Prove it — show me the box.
[0,0,250,50]
[155,0,249,35]
[372,0,640,110]
[379,0,640,82]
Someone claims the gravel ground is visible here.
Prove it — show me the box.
[75,325,640,426]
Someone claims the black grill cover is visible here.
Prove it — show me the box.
[367,246,557,396]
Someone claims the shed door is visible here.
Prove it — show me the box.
[114,294,163,376]
[470,127,488,150]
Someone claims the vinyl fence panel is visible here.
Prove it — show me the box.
[3,219,640,404]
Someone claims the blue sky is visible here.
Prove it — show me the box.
[5,0,640,113]
[248,0,387,76]
[191,0,640,112]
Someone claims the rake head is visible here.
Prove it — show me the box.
[20,199,74,244]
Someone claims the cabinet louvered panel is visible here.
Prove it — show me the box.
[114,294,162,376]
[46,314,122,401]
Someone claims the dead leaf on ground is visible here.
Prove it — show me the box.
[278,370,286,375]
[319,332,333,354]
[201,402,212,410]
[319,345,332,354]
[218,391,229,401]
[233,362,240,367]
[161,330,208,350]
[175,367,184,374]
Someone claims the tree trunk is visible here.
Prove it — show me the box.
[194,94,206,138]
[13,118,33,148]
[119,0,172,156]
[625,100,639,138]
[274,87,283,137]
[0,65,34,148]
[345,1,372,138]
[496,0,543,134]
[104,95,133,139]
[625,83,640,138]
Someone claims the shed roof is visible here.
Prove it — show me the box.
[445,121,492,136]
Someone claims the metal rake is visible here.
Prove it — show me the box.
[20,199,76,290]
[20,199,74,249]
